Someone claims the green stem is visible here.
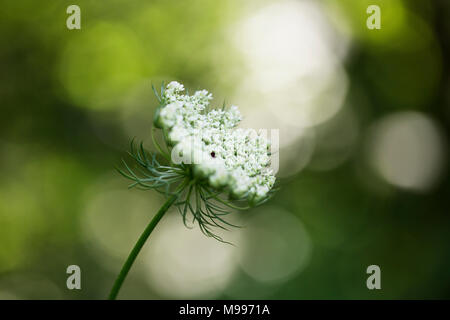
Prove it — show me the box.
[108,180,188,300]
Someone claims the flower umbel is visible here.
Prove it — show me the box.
[158,82,275,200]
[109,81,277,299]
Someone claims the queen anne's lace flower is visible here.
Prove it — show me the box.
[155,81,275,203]
[111,81,279,300]
[119,81,277,243]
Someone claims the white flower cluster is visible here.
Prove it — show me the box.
[155,81,275,203]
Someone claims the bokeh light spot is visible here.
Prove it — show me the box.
[368,112,446,192]
[143,212,239,299]
[237,206,312,284]
[59,22,146,110]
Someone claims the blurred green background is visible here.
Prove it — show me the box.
[1,0,450,299]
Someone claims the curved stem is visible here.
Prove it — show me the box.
[108,180,188,300]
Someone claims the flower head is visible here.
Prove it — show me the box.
[157,81,275,202]
[119,81,277,241]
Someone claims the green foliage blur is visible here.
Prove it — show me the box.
[0,0,449,299]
